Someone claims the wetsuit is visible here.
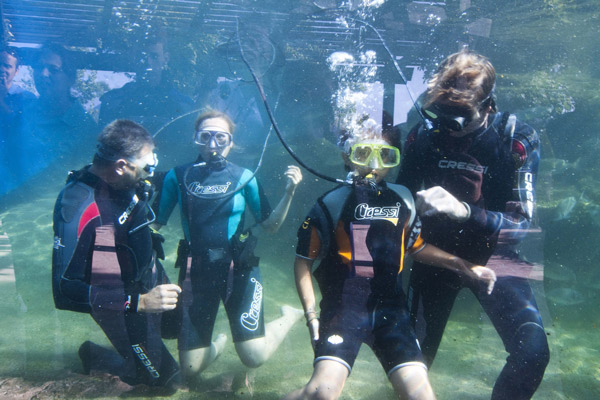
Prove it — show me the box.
[52,167,179,387]
[296,181,426,376]
[397,112,549,399]
[156,159,272,349]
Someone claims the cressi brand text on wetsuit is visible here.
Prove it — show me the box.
[296,182,426,375]
[397,112,549,399]
[156,160,272,348]
[51,167,178,386]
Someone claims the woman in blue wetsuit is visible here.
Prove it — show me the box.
[397,49,549,399]
[153,109,304,385]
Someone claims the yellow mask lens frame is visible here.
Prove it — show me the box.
[350,143,400,168]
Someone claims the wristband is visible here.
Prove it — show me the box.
[461,201,472,220]
[305,309,319,325]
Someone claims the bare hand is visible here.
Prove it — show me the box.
[416,186,470,221]
[469,266,497,295]
[285,165,303,194]
[138,284,181,313]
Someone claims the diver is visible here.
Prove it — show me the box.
[396,49,549,399]
[152,109,304,387]
[52,120,181,390]
[285,118,496,400]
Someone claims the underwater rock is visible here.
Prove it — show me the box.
[552,196,577,221]
[546,287,586,307]
[543,263,577,283]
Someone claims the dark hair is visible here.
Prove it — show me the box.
[94,120,153,165]
[194,108,236,134]
[0,45,20,67]
[37,43,77,82]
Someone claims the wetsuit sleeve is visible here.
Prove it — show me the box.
[296,204,323,260]
[396,126,425,192]
[406,216,426,254]
[466,122,540,240]
[243,171,272,224]
[155,169,179,226]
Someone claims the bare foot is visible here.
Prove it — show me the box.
[214,333,228,356]
[281,305,304,324]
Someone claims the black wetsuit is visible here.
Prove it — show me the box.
[397,112,549,399]
[296,182,426,375]
[52,167,179,386]
[156,159,272,349]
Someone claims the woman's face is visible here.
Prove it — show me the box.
[196,117,234,160]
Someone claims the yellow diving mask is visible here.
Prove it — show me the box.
[349,143,400,169]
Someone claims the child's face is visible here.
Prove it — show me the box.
[348,138,398,183]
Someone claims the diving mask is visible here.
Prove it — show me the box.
[129,151,158,177]
[350,143,400,169]
[422,106,472,132]
[195,130,232,148]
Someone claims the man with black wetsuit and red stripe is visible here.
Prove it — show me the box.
[397,49,549,399]
[52,120,180,390]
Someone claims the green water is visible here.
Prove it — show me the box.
[2,0,600,399]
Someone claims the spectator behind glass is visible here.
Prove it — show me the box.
[98,35,193,137]
[1,45,37,197]
[0,45,36,130]
[1,43,97,197]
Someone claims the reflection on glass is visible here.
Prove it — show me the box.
[0,1,598,398]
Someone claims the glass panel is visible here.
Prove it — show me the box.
[0,0,597,398]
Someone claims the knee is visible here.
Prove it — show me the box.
[510,322,550,372]
[238,353,265,369]
[235,340,267,369]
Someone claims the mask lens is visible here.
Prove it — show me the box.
[143,153,158,176]
[214,132,230,146]
[130,152,158,177]
[195,130,231,147]
[351,145,373,165]
[380,146,400,167]
[350,144,400,168]
[423,108,438,119]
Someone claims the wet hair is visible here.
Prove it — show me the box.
[94,120,153,165]
[0,45,20,67]
[338,117,396,154]
[424,49,496,118]
[37,43,77,82]
[194,108,236,135]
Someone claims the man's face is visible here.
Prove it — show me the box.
[0,51,18,93]
[120,144,157,189]
[141,42,169,84]
[33,51,72,100]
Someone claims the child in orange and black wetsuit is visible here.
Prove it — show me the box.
[284,118,496,400]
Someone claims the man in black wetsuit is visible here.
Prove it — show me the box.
[397,49,549,399]
[52,119,180,389]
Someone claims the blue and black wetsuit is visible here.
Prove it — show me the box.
[156,159,272,349]
[296,182,426,376]
[52,167,179,387]
[397,112,549,399]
